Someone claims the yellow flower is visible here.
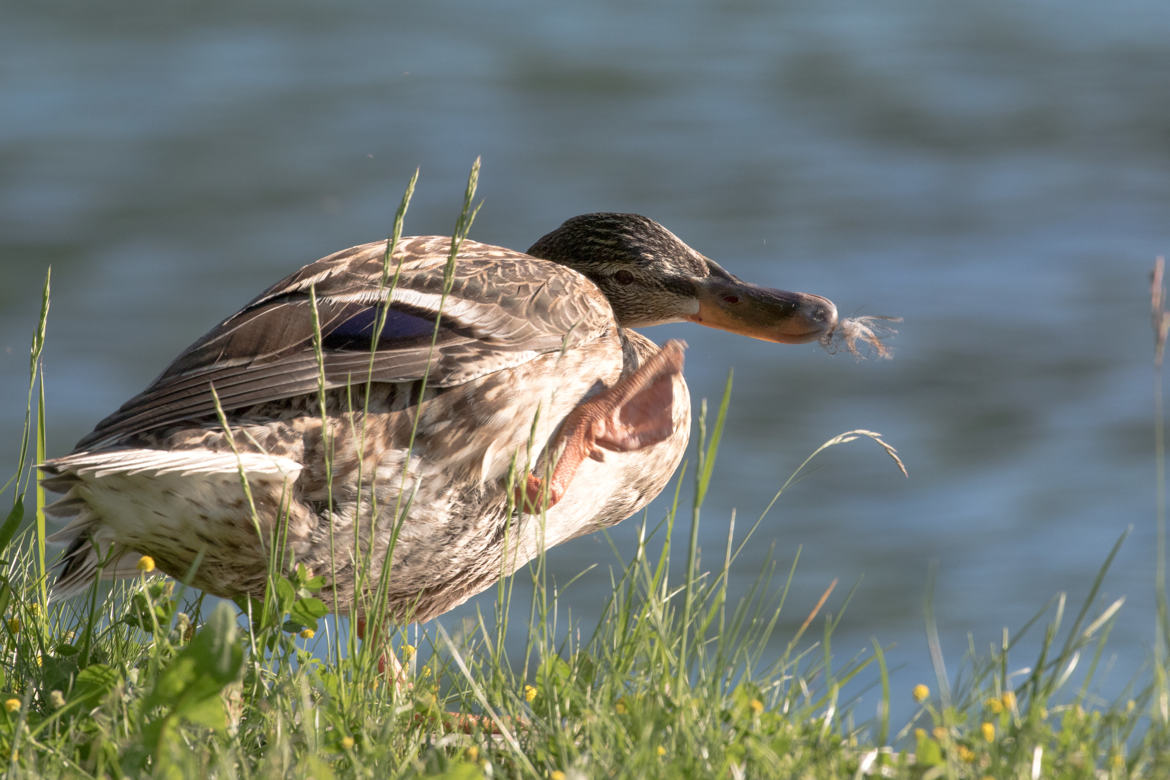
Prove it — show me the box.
[1001,690,1016,710]
[400,644,416,661]
[914,728,927,741]
[615,699,627,715]
[524,684,537,703]
[299,628,315,639]
[550,772,566,780]
[985,697,1003,715]
[957,745,976,763]
[136,555,156,573]
[656,745,666,757]
[749,698,764,714]
[340,735,355,750]
[912,684,929,702]
[6,617,19,635]
[1112,752,1125,768]
[466,746,479,763]
[932,726,948,742]
[981,722,995,743]
[4,699,19,713]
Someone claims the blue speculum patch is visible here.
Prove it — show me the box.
[325,306,438,349]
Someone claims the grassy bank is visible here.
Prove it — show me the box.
[2,196,1168,777]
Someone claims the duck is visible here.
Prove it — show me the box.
[42,213,887,652]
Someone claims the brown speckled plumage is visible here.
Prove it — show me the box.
[42,214,847,625]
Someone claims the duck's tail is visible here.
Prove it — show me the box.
[39,447,304,599]
[40,465,137,600]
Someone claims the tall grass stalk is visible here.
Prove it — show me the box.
[1151,256,1169,723]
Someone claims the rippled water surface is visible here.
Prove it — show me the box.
[3,1,1169,721]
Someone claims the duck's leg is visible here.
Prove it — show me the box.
[357,618,517,734]
[355,616,407,686]
[517,339,686,511]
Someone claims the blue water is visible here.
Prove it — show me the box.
[3,1,1169,727]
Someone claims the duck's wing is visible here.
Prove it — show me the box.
[75,236,613,449]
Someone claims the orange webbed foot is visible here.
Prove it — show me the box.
[515,340,686,513]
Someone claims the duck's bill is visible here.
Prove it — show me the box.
[688,276,839,345]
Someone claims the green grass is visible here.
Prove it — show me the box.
[1,180,1168,778]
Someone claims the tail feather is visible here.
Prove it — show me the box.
[43,496,88,519]
[40,473,78,494]
[49,525,140,601]
[51,531,102,600]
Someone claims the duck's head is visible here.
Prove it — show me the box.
[527,212,839,345]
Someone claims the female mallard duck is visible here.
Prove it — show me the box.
[43,213,885,632]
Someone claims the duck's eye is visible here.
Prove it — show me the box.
[614,270,636,285]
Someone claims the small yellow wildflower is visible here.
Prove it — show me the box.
[6,617,19,635]
[912,683,929,702]
[136,555,156,573]
[615,699,627,715]
[957,745,976,763]
[466,746,479,763]
[914,728,927,741]
[749,698,764,715]
[985,696,1003,715]
[550,772,566,780]
[656,745,666,757]
[981,722,995,743]
[400,644,416,662]
[1001,690,1016,710]
[1126,699,1136,713]
[1112,752,1125,768]
[299,628,315,639]
[48,690,65,709]
[4,699,19,714]
[340,735,355,750]
[932,726,948,742]
[524,684,537,703]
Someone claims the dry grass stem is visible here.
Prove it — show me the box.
[1152,257,1168,368]
[798,578,838,638]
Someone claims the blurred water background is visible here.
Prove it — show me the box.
[3,1,1168,725]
